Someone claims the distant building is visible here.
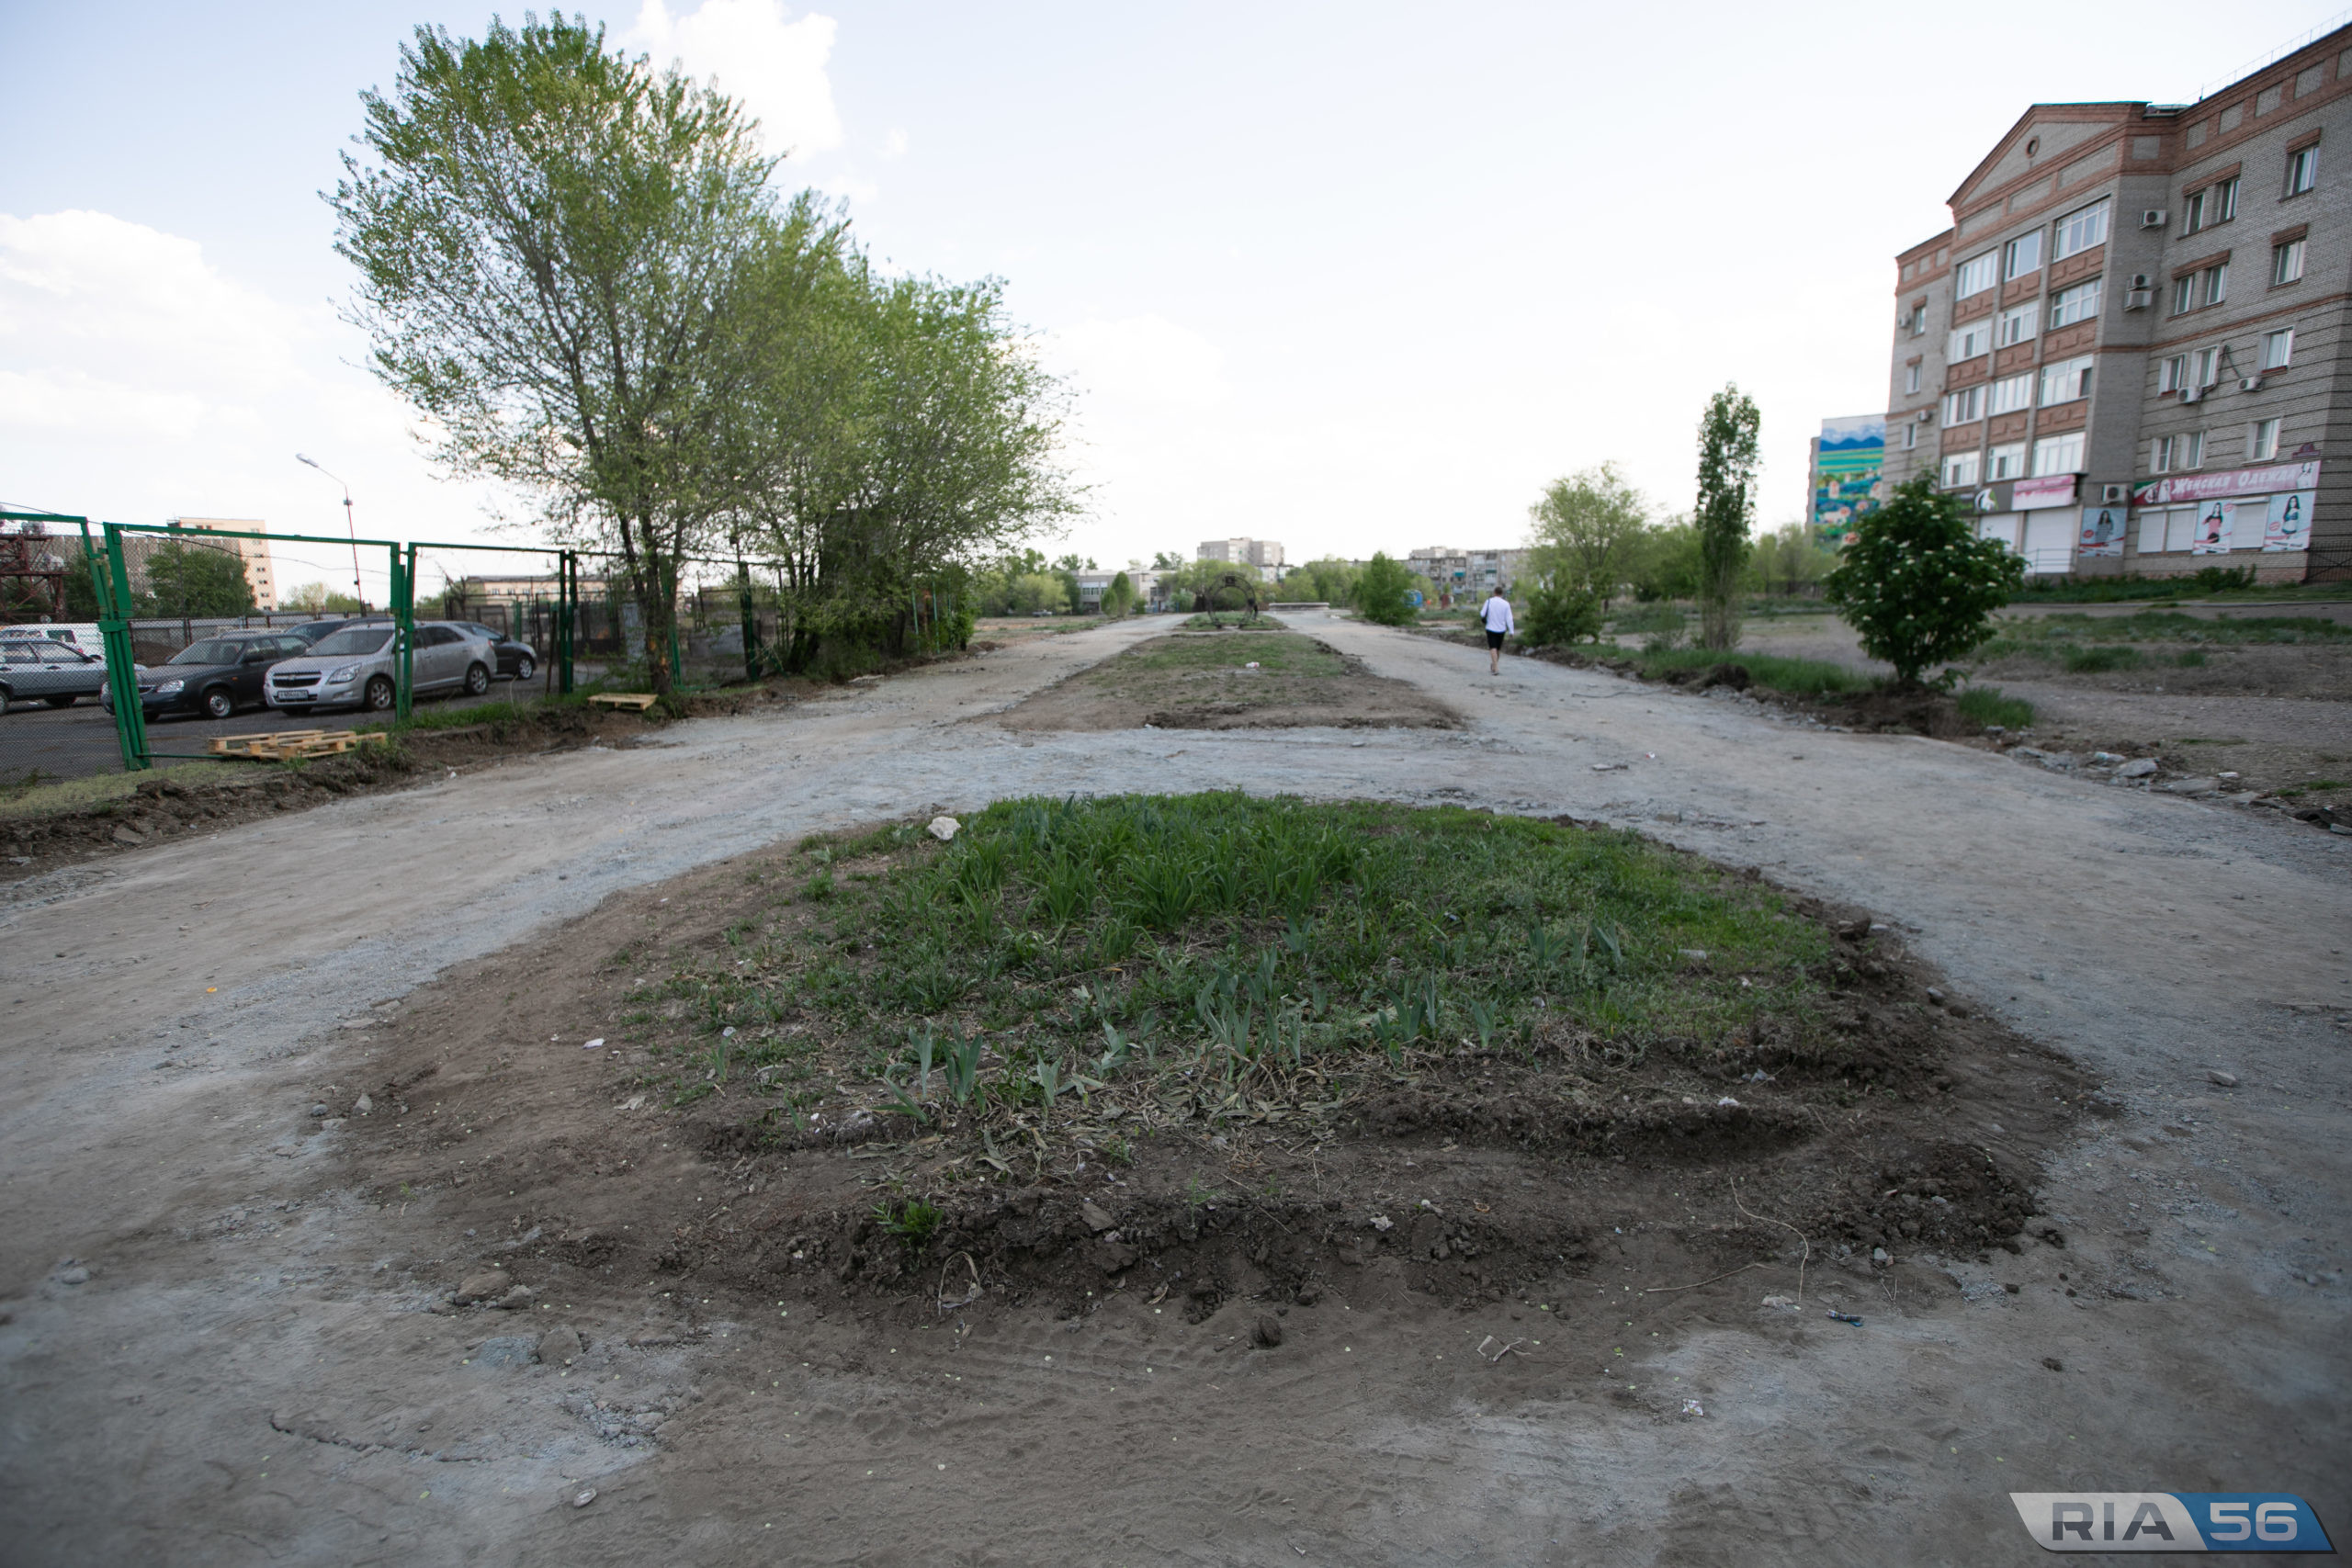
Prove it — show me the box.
[1072,568,1165,611]
[1405,547,1532,599]
[165,518,277,610]
[460,572,608,606]
[1196,537,1284,572]
[1808,416,1886,545]
[1883,25,2352,580]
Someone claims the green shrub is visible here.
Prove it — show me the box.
[1824,476,2024,684]
[1955,687,2034,728]
[1354,554,1419,626]
[1634,647,1869,695]
[1521,582,1601,647]
[2062,644,2144,673]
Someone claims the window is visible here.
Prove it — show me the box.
[2262,328,2294,369]
[2052,199,2110,260]
[2032,433,2086,476]
[2273,238,2305,285]
[2216,176,2239,221]
[2154,434,2177,473]
[1943,385,1984,424]
[1905,362,1922,395]
[2183,187,2208,234]
[1942,451,1981,488]
[1949,321,1993,361]
[2200,264,2228,307]
[2153,432,2206,472]
[1988,442,2028,479]
[2049,277,2104,328]
[2191,346,2221,387]
[1997,301,2040,345]
[1956,251,1999,297]
[2159,354,2188,392]
[2171,274,2196,314]
[2039,354,2095,405]
[1903,423,1918,450]
[2287,144,2319,196]
[2251,417,2281,461]
[1988,372,2035,415]
[2004,231,2043,278]
[1907,300,1928,336]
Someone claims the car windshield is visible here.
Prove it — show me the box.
[169,640,247,665]
[307,628,392,656]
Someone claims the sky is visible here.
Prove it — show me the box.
[3,0,2344,600]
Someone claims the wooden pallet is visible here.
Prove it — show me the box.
[209,728,389,761]
[587,692,660,712]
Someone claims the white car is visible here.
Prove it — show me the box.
[263,620,496,715]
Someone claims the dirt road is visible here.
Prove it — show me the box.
[3,612,2346,1564]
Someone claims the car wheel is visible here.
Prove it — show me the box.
[464,661,491,696]
[203,688,235,720]
[0,688,11,716]
[514,656,535,682]
[45,694,76,708]
[365,676,395,712]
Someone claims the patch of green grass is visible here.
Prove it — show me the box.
[2174,649,2208,668]
[2061,644,2145,673]
[2000,612,2352,647]
[0,759,254,820]
[670,795,1845,1145]
[1180,612,1284,631]
[1608,604,1688,637]
[1955,687,2034,728]
[873,1199,944,1248]
[1633,647,1874,695]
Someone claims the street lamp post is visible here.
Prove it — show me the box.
[294,453,367,612]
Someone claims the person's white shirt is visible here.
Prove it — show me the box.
[1480,594,1514,634]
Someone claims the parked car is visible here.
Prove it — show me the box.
[0,623,109,661]
[263,621,495,715]
[454,623,538,681]
[100,629,311,721]
[0,638,111,715]
[285,616,386,646]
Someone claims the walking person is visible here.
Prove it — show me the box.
[1479,588,1514,675]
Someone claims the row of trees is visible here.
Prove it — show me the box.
[333,17,1076,692]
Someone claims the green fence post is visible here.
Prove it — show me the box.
[86,522,150,771]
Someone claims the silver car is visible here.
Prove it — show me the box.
[0,638,111,715]
[263,620,497,716]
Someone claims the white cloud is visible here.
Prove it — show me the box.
[1047,314,1228,411]
[623,0,844,160]
[880,128,909,159]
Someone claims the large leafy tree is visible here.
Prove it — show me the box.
[1354,553,1418,626]
[137,540,256,617]
[331,16,776,693]
[1528,462,1648,605]
[1824,476,2022,684]
[1693,384,1760,649]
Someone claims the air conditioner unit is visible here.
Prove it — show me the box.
[2099,482,2130,505]
[2125,288,2154,310]
[2141,209,2168,229]
[2179,385,2204,402]
[2240,377,2265,392]
[2131,274,2154,288]
[1917,409,1934,423]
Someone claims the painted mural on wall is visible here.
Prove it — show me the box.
[1811,415,1885,544]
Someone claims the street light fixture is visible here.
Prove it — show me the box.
[294,453,368,612]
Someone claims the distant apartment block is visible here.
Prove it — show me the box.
[1196,537,1284,572]
[1883,26,2352,580]
[164,518,277,609]
[1406,547,1532,597]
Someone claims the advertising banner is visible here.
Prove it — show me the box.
[2076,504,2125,558]
[2261,490,2313,552]
[2132,460,2320,507]
[1811,415,1884,544]
[2014,475,2079,511]
[2188,499,2234,554]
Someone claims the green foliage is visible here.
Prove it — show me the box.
[1748,524,1838,597]
[1693,385,1760,649]
[1102,570,1136,617]
[1008,572,1069,615]
[1630,520,1702,602]
[1353,553,1418,626]
[1823,476,2023,684]
[1286,558,1360,606]
[1955,687,2034,728]
[2062,644,2145,673]
[1521,581,1602,648]
[282,581,366,614]
[136,539,256,617]
[1527,462,1648,604]
[874,1199,943,1248]
[1632,648,1871,694]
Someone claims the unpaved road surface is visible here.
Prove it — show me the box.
[4,612,2347,1565]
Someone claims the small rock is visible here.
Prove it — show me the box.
[1982,725,2005,738]
[2038,752,2079,772]
[2115,757,2158,779]
[1925,987,1945,1004]
[354,1093,373,1115]
[54,1263,90,1286]
[1870,1247,1890,1266]
[2089,752,2124,766]
[2160,776,2220,795]
[453,1269,509,1304]
[1252,1314,1283,1348]
[571,1488,598,1509]
[1079,1201,1114,1234]
[927,816,960,842]
[2041,1356,2064,1372]
[111,826,145,846]
[1760,1294,1796,1309]
[470,1335,539,1368]
[496,1285,537,1310]
[309,1103,330,1117]
[2208,1069,2238,1088]
[538,1325,584,1366]
[2004,1282,2020,1293]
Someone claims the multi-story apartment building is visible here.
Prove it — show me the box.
[1405,547,1532,599]
[161,517,277,609]
[1883,27,2351,581]
[1196,536,1285,573]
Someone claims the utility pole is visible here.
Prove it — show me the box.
[294,454,367,611]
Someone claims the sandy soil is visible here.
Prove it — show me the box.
[3,609,2348,1565]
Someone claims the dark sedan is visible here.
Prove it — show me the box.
[103,630,312,720]
[456,623,537,681]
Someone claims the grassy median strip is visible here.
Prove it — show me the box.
[627,794,1855,1155]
